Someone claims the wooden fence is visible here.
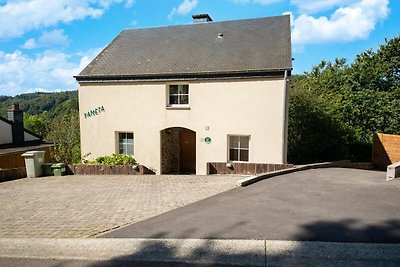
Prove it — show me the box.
[372,133,400,170]
[207,162,294,175]
[0,146,53,169]
[67,164,155,175]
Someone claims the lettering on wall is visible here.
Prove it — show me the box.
[84,106,105,119]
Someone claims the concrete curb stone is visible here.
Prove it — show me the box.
[237,160,355,187]
[1,238,399,266]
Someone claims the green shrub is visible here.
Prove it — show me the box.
[91,154,137,165]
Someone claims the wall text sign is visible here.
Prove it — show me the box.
[84,106,105,119]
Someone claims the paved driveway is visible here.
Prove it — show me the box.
[103,168,400,243]
[0,175,239,238]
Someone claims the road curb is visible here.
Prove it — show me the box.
[0,238,399,266]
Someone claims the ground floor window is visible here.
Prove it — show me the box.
[228,135,250,162]
[118,132,134,155]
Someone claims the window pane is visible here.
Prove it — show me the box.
[126,144,134,155]
[240,136,250,149]
[118,132,134,155]
[179,95,189,104]
[229,149,239,161]
[169,95,178,104]
[240,149,249,161]
[119,133,125,142]
[178,84,188,94]
[229,136,239,148]
[169,85,178,94]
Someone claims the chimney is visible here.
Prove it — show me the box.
[7,103,24,146]
[192,14,213,24]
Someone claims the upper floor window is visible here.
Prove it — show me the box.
[118,132,134,155]
[228,135,250,162]
[168,84,189,107]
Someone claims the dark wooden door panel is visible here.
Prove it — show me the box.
[179,130,196,174]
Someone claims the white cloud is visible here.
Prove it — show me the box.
[0,0,135,40]
[233,0,284,5]
[168,0,198,20]
[290,0,359,14]
[22,38,37,49]
[291,0,389,47]
[124,0,135,8]
[0,48,101,95]
[22,29,70,50]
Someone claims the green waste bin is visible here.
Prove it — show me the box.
[51,163,66,176]
[42,163,53,176]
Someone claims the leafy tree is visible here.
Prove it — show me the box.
[46,109,81,164]
[23,112,50,138]
[288,35,400,164]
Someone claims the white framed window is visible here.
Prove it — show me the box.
[228,135,250,162]
[167,84,189,107]
[117,132,134,155]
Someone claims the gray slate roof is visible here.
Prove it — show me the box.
[76,15,291,81]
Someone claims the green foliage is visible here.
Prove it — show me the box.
[91,154,137,165]
[46,109,81,164]
[23,113,49,138]
[288,35,400,164]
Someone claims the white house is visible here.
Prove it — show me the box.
[75,14,292,175]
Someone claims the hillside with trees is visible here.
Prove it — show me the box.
[0,91,80,163]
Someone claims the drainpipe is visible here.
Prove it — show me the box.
[282,70,289,164]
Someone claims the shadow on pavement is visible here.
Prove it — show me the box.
[83,219,400,266]
[294,218,400,243]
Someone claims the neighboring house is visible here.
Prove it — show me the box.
[75,14,292,175]
[0,103,52,169]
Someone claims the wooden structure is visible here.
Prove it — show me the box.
[372,133,400,170]
[0,144,53,169]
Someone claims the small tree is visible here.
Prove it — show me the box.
[46,109,80,164]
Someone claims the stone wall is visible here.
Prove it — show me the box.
[160,128,180,174]
[0,167,27,183]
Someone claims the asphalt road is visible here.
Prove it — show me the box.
[102,168,400,243]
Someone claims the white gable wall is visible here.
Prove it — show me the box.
[24,131,40,142]
[0,120,13,145]
[79,78,288,174]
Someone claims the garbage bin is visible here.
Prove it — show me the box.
[21,151,45,178]
[51,163,66,176]
[42,163,54,176]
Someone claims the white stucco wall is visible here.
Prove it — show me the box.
[0,120,13,145]
[78,78,288,174]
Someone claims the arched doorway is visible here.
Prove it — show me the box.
[160,127,196,174]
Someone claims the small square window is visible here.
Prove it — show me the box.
[167,84,189,107]
[118,132,134,155]
[228,135,250,162]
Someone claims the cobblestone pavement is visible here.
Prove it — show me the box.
[0,175,241,238]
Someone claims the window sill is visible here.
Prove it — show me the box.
[166,105,191,110]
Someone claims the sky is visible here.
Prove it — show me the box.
[0,0,398,96]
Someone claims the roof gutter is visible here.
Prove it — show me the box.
[74,68,292,83]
